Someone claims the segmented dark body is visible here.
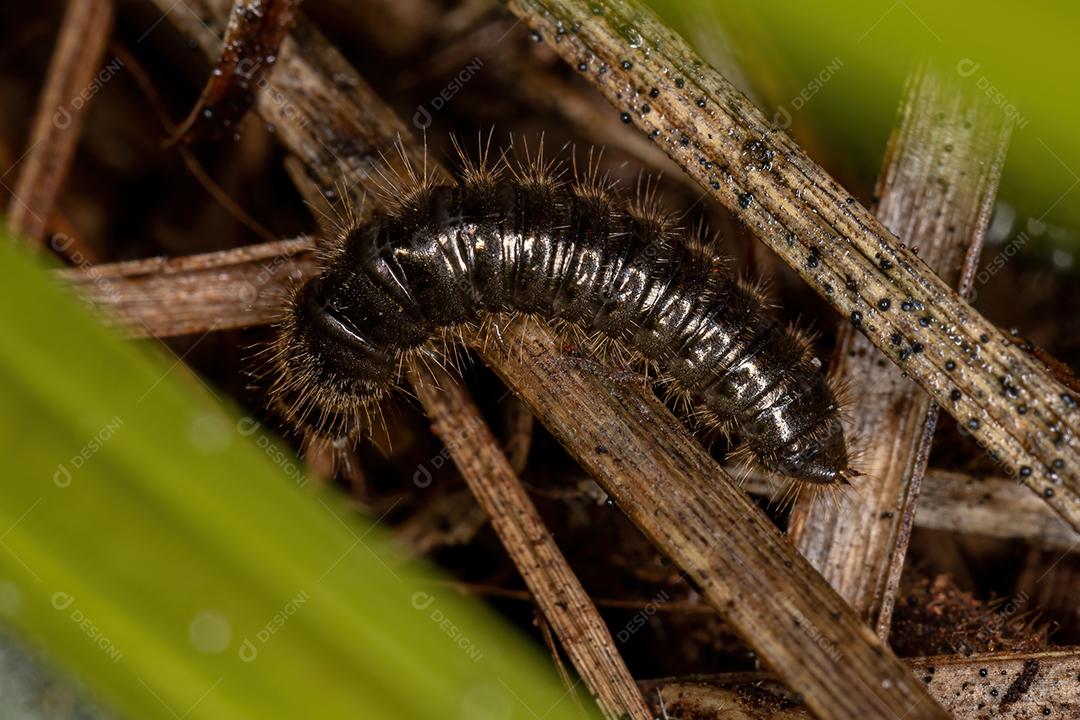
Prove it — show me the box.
[277,177,848,483]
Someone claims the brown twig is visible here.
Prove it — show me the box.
[914,469,1080,553]
[426,580,716,614]
[787,64,1013,638]
[167,0,300,145]
[501,396,536,476]
[743,467,1080,554]
[641,648,1080,719]
[503,0,1080,531]
[57,237,316,337]
[536,614,591,719]
[5,0,115,244]
[410,364,651,720]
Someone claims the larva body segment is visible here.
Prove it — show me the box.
[271,161,850,485]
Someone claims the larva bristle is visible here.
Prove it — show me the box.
[306,178,362,270]
[788,316,818,345]
[624,203,678,262]
[826,367,855,417]
[501,133,569,193]
[268,138,854,488]
[725,443,758,480]
[839,427,870,479]
[450,130,500,190]
[773,476,841,513]
[823,369,866,484]
[301,433,368,493]
[681,220,727,269]
[684,400,736,446]
[627,172,674,235]
[366,135,439,220]
[548,317,590,353]
[754,464,853,514]
[787,323,823,366]
[659,378,710,430]
[570,145,620,204]
[735,275,777,313]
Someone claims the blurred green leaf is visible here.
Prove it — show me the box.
[655,0,1080,248]
[0,235,591,720]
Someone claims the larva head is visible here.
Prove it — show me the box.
[772,414,851,485]
[268,273,396,442]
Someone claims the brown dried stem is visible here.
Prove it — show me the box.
[641,648,1080,719]
[788,64,1012,638]
[503,0,1080,530]
[743,467,1080,554]
[58,237,316,337]
[913,469,1080,553]
[167,0,300,145]
[6,0,114,244]
[425,580,716,614]
[411,364,651,720]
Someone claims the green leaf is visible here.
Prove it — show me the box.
[654,0,1080,246]
[0,234,592,720]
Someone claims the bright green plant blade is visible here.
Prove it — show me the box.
[655,0,1080,245]
[0,234,591,720]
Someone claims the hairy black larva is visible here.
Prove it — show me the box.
[268,143,853,485]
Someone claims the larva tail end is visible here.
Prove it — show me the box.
[772,474,854,513]
[750,390,852,488]
[835,465,861,486]
[761,350,863,489]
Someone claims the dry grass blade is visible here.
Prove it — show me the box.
[641,648,1080,719]
[743,467,1080,555]
[6,0,114,244]
[167,0,300,145]
[57,237,317,337]
[503,0,1080,530]
[787,64,1013,638]
[410,364,651,720]
[915,469,1080,553]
